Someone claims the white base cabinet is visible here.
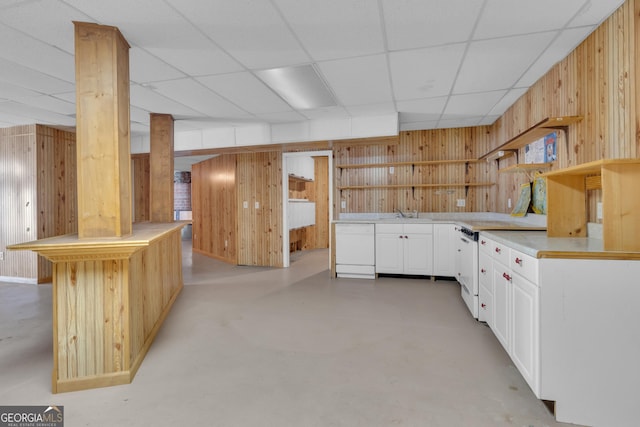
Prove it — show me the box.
[433,223,456,276]
[375,223,433,275]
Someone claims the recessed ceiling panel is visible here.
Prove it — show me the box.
[197,72,293,115]
[475,0,585,39]
[487,88,528,117]
[382,0,482,50]
[273,0,384,61]
[318,55,392,105]
[454,33,556,94]
[166,0,309,69]
[390,43,466,100]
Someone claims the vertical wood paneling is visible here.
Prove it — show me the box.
[492,0,639,220]
[131,154,150,222]
[149,113,174,223]
[236,152,283,267]
[334,129,495,215]
[313,156,329,248]
[191,154,237,263]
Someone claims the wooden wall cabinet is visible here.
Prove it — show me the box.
[542,159,640,251]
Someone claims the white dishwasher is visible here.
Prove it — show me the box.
[335,223,375,279]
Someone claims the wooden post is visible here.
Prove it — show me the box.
[149,113,175,222]
[74,21,132,238]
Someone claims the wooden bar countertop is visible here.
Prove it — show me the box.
[8,221,187,260]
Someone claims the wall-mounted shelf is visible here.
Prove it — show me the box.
[541,158,640,251]
[288,173,313,182]
[337,183,494,190]
[336,159,481,169]
[498,162,553,180]
[480,116,583,161]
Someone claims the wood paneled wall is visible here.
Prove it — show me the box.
[312,156,329,248]
[236,152,283,267]
[131,154,150,222]
[488,0,640,219]
[334,128,495,215]
[0,124,77,283]
[191,154,237,263]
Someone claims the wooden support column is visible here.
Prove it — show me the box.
[74,21,132,238]
[149,113,175,223]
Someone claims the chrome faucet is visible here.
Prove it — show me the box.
[395,209,419,218]
[395,208,406,218]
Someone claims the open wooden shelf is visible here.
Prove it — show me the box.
[480,116,583,160]
[337,182,494,190]
[336,159,481,169]
[498,163,553,173]
[541,158,640,251]
[288,173,313,182]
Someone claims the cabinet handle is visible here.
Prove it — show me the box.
[481,240,486,245]
[404,235,408,239]
[495,247,501,254]
[481,268,486,273]
[481,303,487,309]
[502,272,511,281]
[515,257,522,265]
[399,235,404,239]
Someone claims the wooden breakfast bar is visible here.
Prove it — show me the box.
[9,222,185,393]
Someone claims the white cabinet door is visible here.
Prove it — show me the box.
[492,260,511,353]
[478,251,493,325]
[433,223,455,276]
[511,272,540,396]
[375,233,404,274]
[404,233,433,275]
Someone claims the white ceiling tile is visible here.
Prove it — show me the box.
[14,94,76,116]
[0,24,74,82]
[130,84,204,117]
[517,27,595,87]
[454,33,557,94]
[478,115,500,126]
[475,0,585,39]
[196,72,292,114]
[390,44,466,100]
[66,0,242,75]
[444,91,507,116]
[0,101,75,125]
[318,55,392,105]
[273,0,384,61]
[487,88,528,117]
[0,0,90,54]
[166,0,309,69]
[569,0,625,27]
[0,58,74,94]
[396,97,448,122]
[151,78,252,119]
[51,92,75,103]
[130,106,151,125]
[0,80,41,100]
[129,48,186,84]
[382,0,482,50]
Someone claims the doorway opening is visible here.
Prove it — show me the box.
[282,151,333,268]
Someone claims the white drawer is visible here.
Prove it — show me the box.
[376,223,404,234]
[336,223,374,234]
[490,239,510,265]
[403,223,433,234]
[478,235,493,255]
[510,248,539,284]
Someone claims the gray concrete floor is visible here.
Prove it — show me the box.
[0,242,580,427]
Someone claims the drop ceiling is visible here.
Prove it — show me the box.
[0,0,625,136]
